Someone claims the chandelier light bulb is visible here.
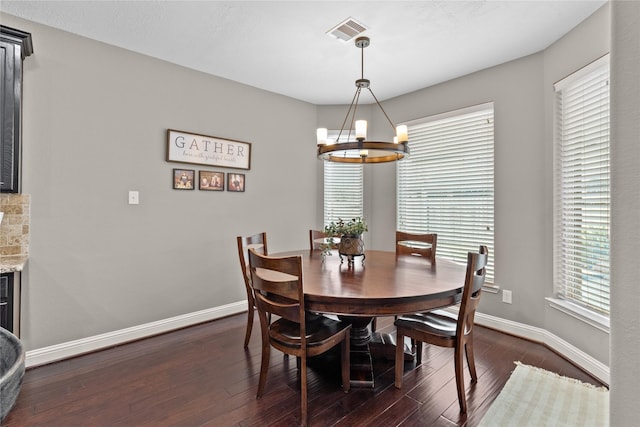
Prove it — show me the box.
[396,125,408,143]
[355,120,367,141]
[316,128,328,145]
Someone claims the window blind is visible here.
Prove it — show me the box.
[324,132,363,225]
[398,103,495,282]
[554,55,610,316]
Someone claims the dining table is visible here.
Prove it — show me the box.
[273,248,467,388]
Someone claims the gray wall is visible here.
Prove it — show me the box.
[1,13,319,351]
[610,0,640,423]
[318,5,611,365]
[2,3,623,379]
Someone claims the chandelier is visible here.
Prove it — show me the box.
[317,36,409,163]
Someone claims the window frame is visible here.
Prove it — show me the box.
[553,54,610,318]
[397,102,495,284]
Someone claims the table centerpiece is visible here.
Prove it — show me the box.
[324,217,368,264]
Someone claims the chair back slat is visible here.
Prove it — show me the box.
[309,229,328,251]
[248,249,305,325]
[396,231,437,263]
[254,293,301,323]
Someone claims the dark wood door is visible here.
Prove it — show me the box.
[0,272,13,331]
[0,26,33,193]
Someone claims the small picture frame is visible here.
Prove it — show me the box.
[227,173,245,192]
[199,171,225,191]
[173,169,195,190]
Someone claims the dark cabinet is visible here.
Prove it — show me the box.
[0,273,14,331]
[0,26,33,193]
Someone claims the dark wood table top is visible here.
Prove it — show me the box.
[274,249,466,317]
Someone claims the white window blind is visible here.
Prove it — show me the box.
[397,103,495,282]
[554,55,610,316]
[324,132,363,225]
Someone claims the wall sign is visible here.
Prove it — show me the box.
[166,129,251,170]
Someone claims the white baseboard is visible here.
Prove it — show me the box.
[25,302,610,386]
[25,301,247,368]
[474,311,610,385]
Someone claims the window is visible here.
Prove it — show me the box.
[323,132,363,225]
[397,103,495,282]
[554,55,610,316]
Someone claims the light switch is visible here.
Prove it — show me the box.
[128,191,139,205]
[502,290,512,304]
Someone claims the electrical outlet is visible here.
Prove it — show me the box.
[502,289,512,304]
[128,191,139,205]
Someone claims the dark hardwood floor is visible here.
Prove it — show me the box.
[4,314,605,426]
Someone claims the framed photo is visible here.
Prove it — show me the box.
[227,173,245,192]
[199,171,224,191]
[173,169,195,190]
[167,129,251,170]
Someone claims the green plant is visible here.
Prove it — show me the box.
[324,217,368,238]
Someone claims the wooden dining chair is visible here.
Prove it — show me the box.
[395,231,438,264]
[236,232,268,348]
[248,249,351,426]
[371,231,439,333]
[309,229,328,252]
[394,245,488,414]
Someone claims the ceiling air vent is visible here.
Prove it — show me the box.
[326,17,368,42]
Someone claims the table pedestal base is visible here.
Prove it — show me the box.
[339,316,414,388]
[369,332,414,362]
[349,345,374,388]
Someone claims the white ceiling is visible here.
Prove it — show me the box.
[1,1,606,105]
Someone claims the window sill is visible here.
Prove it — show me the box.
[546,297,610,333]
[482,283,499,294]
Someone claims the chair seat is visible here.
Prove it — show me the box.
[395,309,457,337]
[270,315,351,349]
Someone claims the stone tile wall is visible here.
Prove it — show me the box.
[0,194,30,256]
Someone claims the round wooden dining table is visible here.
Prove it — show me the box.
[274,249,467,387]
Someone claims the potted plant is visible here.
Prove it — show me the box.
[324,217,368,263]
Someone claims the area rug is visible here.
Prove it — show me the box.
[478,361,609,427]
